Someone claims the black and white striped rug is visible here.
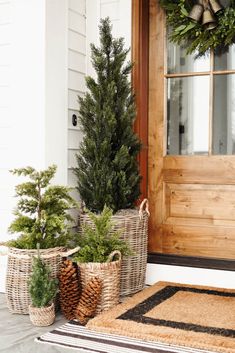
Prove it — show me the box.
[36,320,216,353]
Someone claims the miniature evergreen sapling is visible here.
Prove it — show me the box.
[29,247,58,308]
[7,165,77,249]
[73,206,131,263]
[74,17,141,213]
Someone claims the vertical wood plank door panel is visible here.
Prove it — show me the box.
[146,0,235,260]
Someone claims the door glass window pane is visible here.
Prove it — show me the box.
[167,40,210,74]
[167,76,210,155]
[214,45,235,71]
[212,74,235,154]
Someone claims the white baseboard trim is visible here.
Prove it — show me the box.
[146,263,235,289]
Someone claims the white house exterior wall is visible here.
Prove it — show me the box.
[0,0,67,292]
[67,0,86,222]
[1,0,234,293]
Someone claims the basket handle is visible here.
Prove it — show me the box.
[139,198,150,219]
[106,250,122,263]
[60,246,80,258]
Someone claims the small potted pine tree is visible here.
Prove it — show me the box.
[5,165,79,314]
[28,246,58,326]
[73,206,131,313]
[73,18,150,297]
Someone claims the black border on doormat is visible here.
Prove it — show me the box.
[118,285,235,338]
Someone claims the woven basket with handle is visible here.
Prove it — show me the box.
[77,250,121,314]
[6,246,80,314]
[79,199,150,297]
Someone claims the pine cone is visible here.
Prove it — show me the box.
[75,276,102,325]
[59,260,81,320]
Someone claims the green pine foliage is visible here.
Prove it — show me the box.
[29,252,58,308]
[73,17,141,213]
[73,206,131,263]
[7,165,78,249]
[159,0,235,56]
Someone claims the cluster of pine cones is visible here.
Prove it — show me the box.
[59,260,102,324]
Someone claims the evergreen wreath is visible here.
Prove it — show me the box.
[159,0,235,56]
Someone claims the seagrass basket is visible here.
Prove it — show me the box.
[29,302,55,326]
[6,246,79,314]
[79,199,150,297]
[77,250,121,314]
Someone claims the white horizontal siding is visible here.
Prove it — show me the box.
[69,0,85,15]
[68,148,79,169]
[68,10,85,35]
[68,50,86,73]
[68,129,83,149]
[68,89,84,110]
[67,0,86,202]
[68,69,85,91]
[68,30,86,54]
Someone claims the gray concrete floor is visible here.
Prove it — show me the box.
[0,294,82,353]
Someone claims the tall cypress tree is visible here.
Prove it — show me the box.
[74,18,141,213]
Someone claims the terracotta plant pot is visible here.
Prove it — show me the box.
[29,302,55,326]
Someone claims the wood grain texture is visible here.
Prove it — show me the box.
[132,0,149,201]
[162,224,235,259]
[147,1,235,259]
[165,183,235,223]
[148,0,165,252]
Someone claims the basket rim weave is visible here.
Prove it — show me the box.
[6,246,66,314]
[77,258,121,267]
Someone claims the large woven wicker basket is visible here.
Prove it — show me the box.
[79,199,150,297]
[77,250,121,314]
[6,246,79,314]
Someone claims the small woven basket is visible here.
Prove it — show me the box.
[79,199,150,297]
[6,246,80,314]
[29,302,55,326]
[77,250,121,314]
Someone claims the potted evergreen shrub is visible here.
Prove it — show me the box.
[73,206,130,313]
[5,165,79,314]
[28,246,58,326]
[73,18,150,297]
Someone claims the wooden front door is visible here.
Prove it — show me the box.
[147,0,235,261]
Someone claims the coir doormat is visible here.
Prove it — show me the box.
[87,282,235,353]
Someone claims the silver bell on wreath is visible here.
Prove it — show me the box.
[188,2,204,22]
[202,7,217,29]
[187,0,224,30]
[208,0,223,13]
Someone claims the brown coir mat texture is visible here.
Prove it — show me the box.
[87,281,235,353]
